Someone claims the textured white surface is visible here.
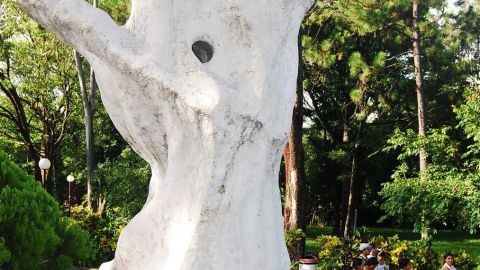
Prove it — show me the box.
[16,0,313,269]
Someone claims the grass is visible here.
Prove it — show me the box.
[305,226,480,262]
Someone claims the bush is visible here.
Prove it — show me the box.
[285,228,306,260]
[316,235,358,270]
[315,233,477,270]
[70,205,130,264]
[0,151,94,269]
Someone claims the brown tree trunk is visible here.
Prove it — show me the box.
[283,29,306,260]
[339,113,350,237]
[413,0,430,243]
[343,125,361,238]
[413,0,427,174]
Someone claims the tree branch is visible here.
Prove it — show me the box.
[306,87,340,143]
[0,129,22,142]
[0,106,19,125]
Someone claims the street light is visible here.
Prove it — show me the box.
[38,158,51,186]
[67,174,75,214]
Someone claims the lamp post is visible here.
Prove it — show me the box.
[67,174,75,214]
[38,158,51,186]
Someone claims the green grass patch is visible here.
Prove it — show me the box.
[305,226,480,262]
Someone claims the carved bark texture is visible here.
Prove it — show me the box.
[16,0,313,269]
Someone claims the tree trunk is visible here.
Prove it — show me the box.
[74,51,96,209]
[283,29,306,260]
[413,0,427,174]
[413,0,429,242]
[74,0,99,210]
[339,114,350,237]
[17,0,314,269]
[343,153,356,238]
[343,122,362,238]
[283,141,306,234]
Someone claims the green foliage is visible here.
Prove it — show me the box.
[385,128,460,170]
[380,178,456,234]
[380,125,480,235]
[0,238,11,265]
[455,87,480,168]
[349,88,363,104]
[284,228,306,260]
[314,233,477,270]
[302,0,480,235]
[315,235,356,270]
[98,0,131,25]
[94,146,150,217]
[70,205,130,264]
[0,151,94,269]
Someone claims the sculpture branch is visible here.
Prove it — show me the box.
[16,0,140,75]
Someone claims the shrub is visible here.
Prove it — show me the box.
[314,233,477,270]
[285,228,306,260]
[0,151,94,269]
[70,205,130,264]
[316,235,350,270]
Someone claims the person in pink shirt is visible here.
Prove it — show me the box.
[441,252,456,270]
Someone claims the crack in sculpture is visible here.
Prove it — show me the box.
[15,0,314,269]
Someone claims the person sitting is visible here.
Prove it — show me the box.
[364,257,378,270]
[358,243,372,264]
[441,252,457,270]
[398,258,412,270]
[352,257,365,270]
[375,251,389,270]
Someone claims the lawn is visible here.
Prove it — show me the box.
[305,226,480,262]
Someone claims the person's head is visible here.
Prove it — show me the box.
[398,258,412,270]
[365,257,378,270]
[359,243,372,255]
[444,252,454,266]
[369,244,379,256]
[377,251,386,263]
[352,257,364,270]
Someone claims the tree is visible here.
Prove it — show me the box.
[302,0,413,237]
[0,150,94,269]
[380,1,480,237]
[0,0,77,194]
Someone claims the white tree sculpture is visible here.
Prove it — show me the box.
[16,0,313,269]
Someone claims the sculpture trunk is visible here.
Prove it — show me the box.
[112,124,288,269]
[92,64,291,269]
[15,0,314,268]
